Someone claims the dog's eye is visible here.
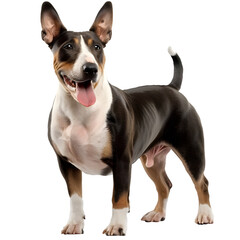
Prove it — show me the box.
[94,44,101,51]
[64,43,73,50]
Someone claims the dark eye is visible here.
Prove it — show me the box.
[63,43,73,50]
[94,44,101,51]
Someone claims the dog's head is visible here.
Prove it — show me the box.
[41,1,113,107]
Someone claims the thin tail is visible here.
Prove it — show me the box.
[168,47,183,91]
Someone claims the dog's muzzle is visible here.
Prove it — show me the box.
[60,62,98,107]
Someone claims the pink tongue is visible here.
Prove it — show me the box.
[76,82,96,107]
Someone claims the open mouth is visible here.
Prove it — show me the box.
[62,75,96,107]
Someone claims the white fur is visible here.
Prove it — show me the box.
[168,46,176,56]
[62,194,85,234]
[196,204,214,224]
[69,194,84,223]
[104,208,128,235]
[162,198,168,213]
[51,73,112,174]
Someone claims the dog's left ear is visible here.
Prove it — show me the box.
[90,1,113,46]
[41,2,67,47]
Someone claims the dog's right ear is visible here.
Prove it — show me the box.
[41,2,66,47]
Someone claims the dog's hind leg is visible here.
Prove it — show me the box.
[140,145,172,222]
[174,146,214,224]
[170,118,214,224]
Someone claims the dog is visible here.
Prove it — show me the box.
[41,1,214,236]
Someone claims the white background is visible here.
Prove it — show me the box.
[0,0,239,239]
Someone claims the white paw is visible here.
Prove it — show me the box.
[62,221,84,234]
[141,210,166,222]
[195,204,214,224]
[103,208,128,236]
[62,194,85,234]
[103,224,126,236]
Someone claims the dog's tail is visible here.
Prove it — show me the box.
[168,47,183,91]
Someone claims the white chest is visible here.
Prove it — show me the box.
[50,84,112,175]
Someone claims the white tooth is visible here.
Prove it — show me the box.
[67,84,76,92]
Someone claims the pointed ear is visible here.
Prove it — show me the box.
[41,2,66,46]
[90,1,113,46]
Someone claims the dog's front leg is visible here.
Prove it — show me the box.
[103,157,131,236]
[57,155,85,234]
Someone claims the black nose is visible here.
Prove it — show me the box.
[82,63,98,77]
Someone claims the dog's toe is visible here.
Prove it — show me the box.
[141,210,166,222]
[61,221,84,234]
[103,225,126,236]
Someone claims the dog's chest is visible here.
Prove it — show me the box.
[50,90,112,175]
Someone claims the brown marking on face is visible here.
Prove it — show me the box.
[53,51,59,69]
[93,79,100,89]
[73,37,79,45]
[93,55,106,89]
[87,38,93,46]
[53,51,75,93]
[99,54,106,72]
[112,191,129,209]
[54,51,74,73]
[101,130,112,159]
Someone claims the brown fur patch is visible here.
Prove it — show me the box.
[53,52,75,93]
[195,175,211,206]
[112,192,129,209]
[74,37,79,45]
[94,55,106,89]
[87,38,93,46]
[93,79,100,89]
[54,52,74,74]
[101,130,112,159]
[68,169,83,197]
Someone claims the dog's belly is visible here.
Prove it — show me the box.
[52,121,110,175]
